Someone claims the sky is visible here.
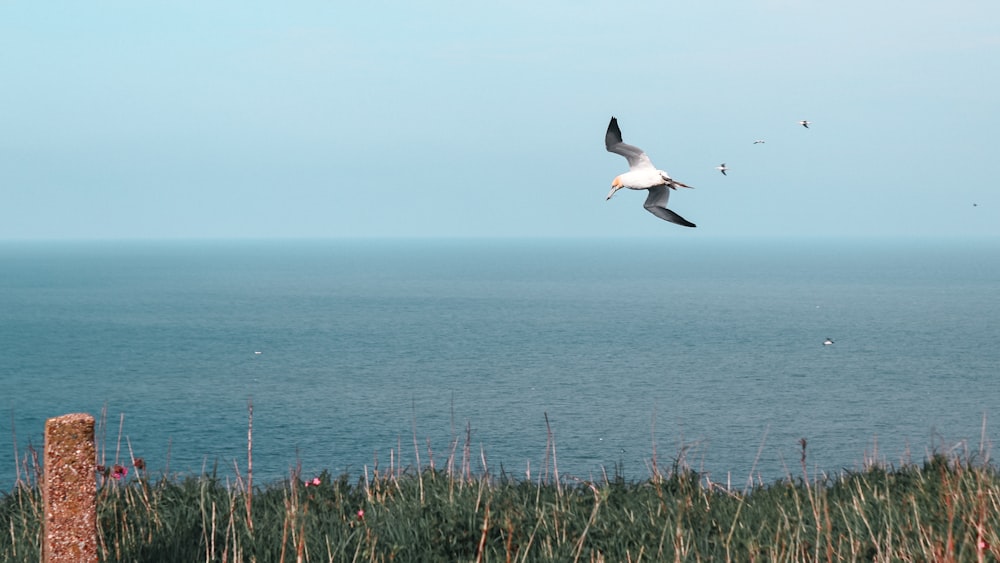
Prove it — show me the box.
[1,1,998,240]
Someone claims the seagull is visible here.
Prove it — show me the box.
[823,338,834,346]
[799,120,811,129]
[715,163,729,176]
[753,139,765,144]
[604,117,696,227]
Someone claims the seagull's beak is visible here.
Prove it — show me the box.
[606,178,622,200]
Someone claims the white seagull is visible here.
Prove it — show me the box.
[715,163,729,176]
[604,117,696,227]
[799,120,811,129]
[823,338,834,346]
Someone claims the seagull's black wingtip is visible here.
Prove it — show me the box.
[605,116,624,147]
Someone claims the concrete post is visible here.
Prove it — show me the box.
[43,413,98,563]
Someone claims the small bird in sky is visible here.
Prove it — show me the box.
[753,139,765,144]
[799,120,811,128]
[604,116,696,227]
[715,163,729,176]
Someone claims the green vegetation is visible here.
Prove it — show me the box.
[3,448,999,562]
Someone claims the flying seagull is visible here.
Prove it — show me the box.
[823,338,834,346]
[799,120,811,129]
[604,117,696,227]
[715,163,729,176]
[753,139,765,144]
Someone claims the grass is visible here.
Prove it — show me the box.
[3,412,999,561]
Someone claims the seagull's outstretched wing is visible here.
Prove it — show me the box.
[605,117,654,171]
[643,185,696,227]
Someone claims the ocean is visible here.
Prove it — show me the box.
[1,237,998,491]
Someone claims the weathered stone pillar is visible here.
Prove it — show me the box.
[43,413,97,563]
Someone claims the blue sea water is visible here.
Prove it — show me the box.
[1,237,998,492]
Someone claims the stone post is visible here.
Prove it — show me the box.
[43,413,98,563]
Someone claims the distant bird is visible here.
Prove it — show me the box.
[753,139,765,144]
[973,203,978,207]
[823,338,834,346]
[799,120,811,129]
[604,116,696,227]
[715,163,729,176]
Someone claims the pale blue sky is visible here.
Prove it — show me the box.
[2,1,997,239]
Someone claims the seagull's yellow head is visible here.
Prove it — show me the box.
[607,176,625,200]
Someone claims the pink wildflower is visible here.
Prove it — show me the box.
[357,509,365,520]
[979,538,990,551]
[111,465,128,480]
[305,477,321,487]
